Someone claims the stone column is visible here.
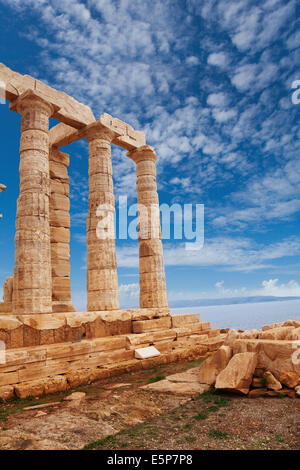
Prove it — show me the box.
[127,145,168,308]
[10,90,55,314]
[83,123,119,311]
[49,147,75,312]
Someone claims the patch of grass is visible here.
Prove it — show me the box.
[194,412,208,421]
[274,434,285,443]
[84,435,116,450]
[194,388,216,402]
[185,436,196,442]
[207,405,219,413]
[214,397,230,407]
[184,424,192,431]
[119,442,129,448]
[147,375,166,384]
[208,429,229,440]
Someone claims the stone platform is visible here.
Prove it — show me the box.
[0,311,225,399]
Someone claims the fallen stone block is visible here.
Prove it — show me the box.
[224,329,239,347]
[264,371,282,391]
[197,345,232,385]
[279,370,300,389]
[201,337,225,351]
[135,346,160,359]
[215,352,258,395]
[248,388,268,398]
[142,379,209,396]
[259,326,295,341]
[0,385,14,401]
[239,329,260,339]
[233,339,300,378]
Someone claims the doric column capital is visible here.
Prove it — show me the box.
[127,145,157,164]
[9,89,58,117]
[78,121,121,143]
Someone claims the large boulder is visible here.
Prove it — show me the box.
[224,329,239,347]
[259,326,295,340]
[279,370,300,389]
[239,329,260,340]
[285,327,300,340]
[197,345,232,385]
[215,352,258,395]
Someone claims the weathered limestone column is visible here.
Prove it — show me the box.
[10,90,55,314]
[49,147,75,312]
[127,145,168,308]
[82,123,119,311]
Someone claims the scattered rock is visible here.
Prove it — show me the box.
[64,392,86,401]
[295,385,300,397]
[215,352,258,395]
[252,377,265,388]
[0,385,14,401]
[264,371,282,391]
[249,388,268,398]
[135,346,160,359]
[279,370,300,389]
[35,411,47,417]
[276,389,296,399]
[239,329,260,339]
[197,345,232,385]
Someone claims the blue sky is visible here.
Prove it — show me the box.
[0,0,299,310]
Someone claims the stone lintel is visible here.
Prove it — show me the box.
[1,62,95,128]
[49,113,146,150]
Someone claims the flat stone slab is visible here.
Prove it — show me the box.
[135,346,160,359]
[142,379,209,396]
[166,368,203,383]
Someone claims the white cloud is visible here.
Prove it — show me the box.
[186,56,200,65]
[207,52,229,68]
[212,108,237,123]
[207,92,228,107]
[114,236,300,273]
[261,278,300,296]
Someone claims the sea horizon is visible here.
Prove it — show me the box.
[171,298,300,330]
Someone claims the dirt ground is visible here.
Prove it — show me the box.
[0,358,299,450]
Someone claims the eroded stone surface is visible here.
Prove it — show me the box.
[215,352,258,395]
[197,345,233,385]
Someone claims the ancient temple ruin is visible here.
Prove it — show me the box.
[0,64,223,399]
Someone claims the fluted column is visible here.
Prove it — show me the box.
[83,123,119,311]
[10,90,55,314]
[127,145,168,308]
[49,147,75,312]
